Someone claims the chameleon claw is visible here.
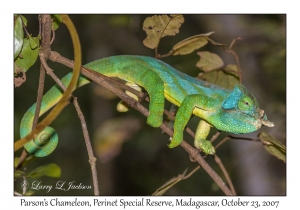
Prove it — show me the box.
[168,137,181,148]
[146,114,163,128]
[195,140,215,155]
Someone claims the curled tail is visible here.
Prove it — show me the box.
[20,73,91,157]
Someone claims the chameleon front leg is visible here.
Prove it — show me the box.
[168,94,217,155]
[194,120,215,155]
[122,65,165,128]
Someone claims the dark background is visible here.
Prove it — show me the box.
[14,14,286,195]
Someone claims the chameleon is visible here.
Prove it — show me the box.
[20,55,274,157]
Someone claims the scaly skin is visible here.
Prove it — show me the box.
[20,55,274,157]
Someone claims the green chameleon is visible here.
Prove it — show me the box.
[20,55,274,157]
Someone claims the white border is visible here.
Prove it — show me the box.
[3,0,297,209]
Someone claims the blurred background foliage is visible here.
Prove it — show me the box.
[14,14,286,195]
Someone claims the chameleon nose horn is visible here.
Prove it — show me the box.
[262,119,275,127]
[261,111,275,127]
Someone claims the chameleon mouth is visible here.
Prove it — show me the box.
[258,109,275,128]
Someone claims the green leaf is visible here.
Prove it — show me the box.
[196,51,224,72]
[14,170,25,179]
[14,36,40,72]
[28,35,38,49]
[14,15,24,59]
[258,132,286,162]
[14,156,34,168]
[51,14,62,30]
[20,15,27,26]
[27,163,61,178]
[143,14,184,49]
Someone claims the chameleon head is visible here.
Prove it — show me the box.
[217,84,274,134]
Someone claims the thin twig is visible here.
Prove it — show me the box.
[32,64,46,133]
[214,154,236,195]
[73,97,99,195]
[182,166,200,180]
[40,58,66,90]
[228,135,260,142]
[210,131,221,143]
[50,25,55,45]
[157,50,174,58]
[15,150,27,170]
[215,136,231,150]
[226,37,243,83]
[20,15,30,37]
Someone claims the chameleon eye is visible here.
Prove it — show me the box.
[238,96,253,111]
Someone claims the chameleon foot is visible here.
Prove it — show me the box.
[146,114,163,128]
[195,140,215,155]
[168,137,182,148]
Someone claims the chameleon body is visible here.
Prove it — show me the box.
[20,55,274,157]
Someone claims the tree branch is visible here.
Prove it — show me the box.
[73,97,99,195]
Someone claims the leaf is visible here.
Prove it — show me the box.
[14,15,24,59]
[196,51,224,72]
[207,37,226,48]
[27,163,61,178]
[51,14,62,30]
[143,14,184,49]
[198,69,239,89]
[21,15,27,26]
[171,32,226,56]
[223,64,240,78]
[172,33,212,55]
[258,132,286,162]
[28,35,38,49]
[14,170,25,179]
[14,36,40,72]
[14,156,34,168]
[93,117,142,163]
[152,169,187,196]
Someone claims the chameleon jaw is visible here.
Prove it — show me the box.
[257,109,275,128]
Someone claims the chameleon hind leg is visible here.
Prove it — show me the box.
[168,94,216,155]
[117,82,142,112]
[122,66,165,127]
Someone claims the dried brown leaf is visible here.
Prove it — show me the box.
[143,15,184,49]
[196,51,224,72]
[172,33,214,55]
